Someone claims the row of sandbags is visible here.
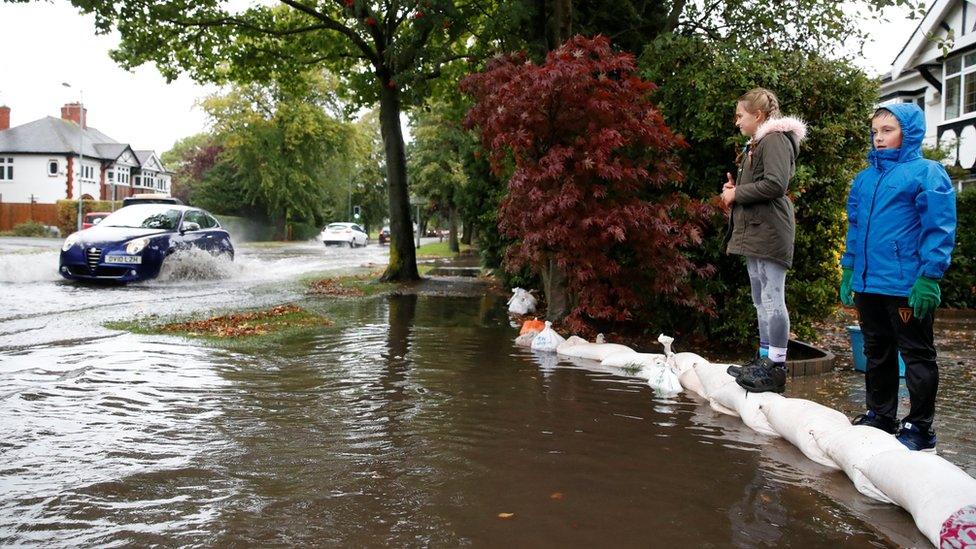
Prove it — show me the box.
[514,325,976,547]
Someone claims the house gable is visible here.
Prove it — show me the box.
[893,0,958,78]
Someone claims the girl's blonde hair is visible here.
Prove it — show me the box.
[738,88,781,120]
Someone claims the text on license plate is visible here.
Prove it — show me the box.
[105,255,142,264]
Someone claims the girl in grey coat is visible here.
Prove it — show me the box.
[721,88,807,393]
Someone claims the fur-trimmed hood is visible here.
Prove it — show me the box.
[752,116,808,145]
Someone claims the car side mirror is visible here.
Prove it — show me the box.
[92,218,102,225]
[181,221,201,234]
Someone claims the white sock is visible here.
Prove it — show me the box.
[768,346,787,363]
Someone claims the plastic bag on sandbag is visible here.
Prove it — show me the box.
[514,330,538,348]
[657,334,674,356]
[856,450,976,547]
[708,382,783,437]
[670,352,708,375]
[520,318,545,335]
[760,398,849,469]
[678,368,706,398]
[941,504,976,549]
[530,321,565,353]
[818,425,908,504]
[645,364,682,395]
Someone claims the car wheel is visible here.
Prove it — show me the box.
[348,240,355,248]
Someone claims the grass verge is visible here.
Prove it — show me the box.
[305,271,394,297]
[416,241,471,258]
[106,304,333,347]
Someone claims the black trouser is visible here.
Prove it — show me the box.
[854,292,938,433]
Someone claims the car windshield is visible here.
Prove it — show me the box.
[327,224,350,230]
[100,206,182,230]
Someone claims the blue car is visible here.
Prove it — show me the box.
[59,204,234,282]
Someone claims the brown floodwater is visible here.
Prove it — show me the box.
[0,290,938,546]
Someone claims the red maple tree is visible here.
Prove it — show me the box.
[462,35,715,332]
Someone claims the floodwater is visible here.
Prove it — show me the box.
[0,238,954,546]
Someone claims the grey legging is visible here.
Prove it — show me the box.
[746,256,790,349]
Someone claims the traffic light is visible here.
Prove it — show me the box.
[353,205,361,219]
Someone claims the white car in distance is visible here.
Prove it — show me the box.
[320,222,369,247]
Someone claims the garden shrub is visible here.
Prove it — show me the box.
[943,186,976,308]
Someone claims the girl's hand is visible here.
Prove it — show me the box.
[724,172,735,189]
[721,185,736,206]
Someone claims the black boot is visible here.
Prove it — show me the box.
[727,351,761,378]
[852,410,899,434]
[735,357,786,393]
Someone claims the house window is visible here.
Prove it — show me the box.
[944,53,976,119]
[48,160,59,176]
[108,171,114,182]
[0,157,13,181]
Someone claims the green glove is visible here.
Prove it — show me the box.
[839,267,854,306]
[908,276,941,318]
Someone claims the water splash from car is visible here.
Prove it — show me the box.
[154,248,239,281]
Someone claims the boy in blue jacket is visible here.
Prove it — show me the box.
[839,103,956,452]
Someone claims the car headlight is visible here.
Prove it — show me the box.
[62,233,80,252]
[125,238,150,255]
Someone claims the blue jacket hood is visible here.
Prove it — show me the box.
[868,103,925,169]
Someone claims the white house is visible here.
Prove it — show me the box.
[0,103,171,205]
[881,0,976,185]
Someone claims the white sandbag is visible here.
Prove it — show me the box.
[644,364,682,395]
[514,330,538,348]
[669,352,708,375]
[601,352,665,370]
[555,335,588,354]
[507,288,536,314]
[692,362,736,400]
[856,450,976,547]
[708,382,783,437]
[530,321,565,353]
[557,341,635,361]
[678,368,706,398]
[818,425,908,504]
[657,334,675,356]
[761,398,849,470]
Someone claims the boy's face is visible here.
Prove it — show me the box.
[735,102,764,137]
[871,112,903,150]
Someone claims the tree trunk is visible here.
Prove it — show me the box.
[540,255,572,322]
[448,206,460,253]
[378,83,420,282]
[546,0,573,50]
[461,219,473,246]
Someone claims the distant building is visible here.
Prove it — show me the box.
[880,0,976,187]
[0,103,171,204]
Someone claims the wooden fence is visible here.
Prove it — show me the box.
[0,202,59,231]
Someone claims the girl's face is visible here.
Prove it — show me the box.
[735,102,765,137]
[871,113,903,150]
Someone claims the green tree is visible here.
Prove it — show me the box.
[54,0,484,281]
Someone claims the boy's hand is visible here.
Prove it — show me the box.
[908,276,941,318]
[839,267,854,306]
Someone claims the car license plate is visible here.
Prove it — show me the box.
[105,255,142,264]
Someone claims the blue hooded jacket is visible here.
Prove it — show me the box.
[841,102,956,297]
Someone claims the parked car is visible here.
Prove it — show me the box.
[378,226,390,245]
[121,194,183,207]
[59,204,233,282]
[82,211,111,230]
[320,222,369,247]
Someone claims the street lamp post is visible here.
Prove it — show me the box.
[62,83,84,232]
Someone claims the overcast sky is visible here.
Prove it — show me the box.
[0,2,923,156]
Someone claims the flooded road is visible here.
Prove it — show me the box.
[0,238,948,546]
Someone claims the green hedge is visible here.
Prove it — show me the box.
[943,186,976,308]
[56,200,120,236]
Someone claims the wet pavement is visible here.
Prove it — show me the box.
[0,237,970,546]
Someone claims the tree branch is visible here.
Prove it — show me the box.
[279,0,382,67]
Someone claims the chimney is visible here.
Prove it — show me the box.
[61,102,87,129]
[0,106,9,131]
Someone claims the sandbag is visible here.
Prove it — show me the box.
[692,362,737,401]
[857,450,976,547]
[507,288,536,315]
[761,398,849,470]
[530,321,565,353]
[678,368,706,399]
[708,382,783,437]
[555,335,588,354]
[514,330,538,348]
[669,352,708,375]
[557,341,635,361]
[601,352,665,370]
[818,425,907,504]
[644,364,682,395]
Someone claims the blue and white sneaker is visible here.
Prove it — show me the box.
[896,422,937,453]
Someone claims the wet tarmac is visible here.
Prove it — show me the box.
[0,238,968,546]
